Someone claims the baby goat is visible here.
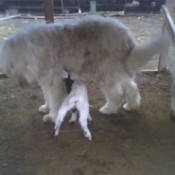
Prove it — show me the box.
[54,80,92,140]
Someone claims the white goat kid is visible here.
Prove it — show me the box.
[54,80,92,140]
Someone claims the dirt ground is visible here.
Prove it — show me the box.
[0,14,175,175]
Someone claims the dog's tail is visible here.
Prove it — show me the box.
[125,35,170,76]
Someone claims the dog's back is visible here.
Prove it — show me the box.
[0,16,168,84]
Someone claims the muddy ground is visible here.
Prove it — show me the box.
[0,14,175,175]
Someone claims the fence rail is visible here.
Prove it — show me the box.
[161,5,175,46]
[158,0,175,71]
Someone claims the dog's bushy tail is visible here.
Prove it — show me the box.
[125,35,169,76]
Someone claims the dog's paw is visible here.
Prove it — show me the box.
[43,114,51,122]
[123,103,130,111]
[99,104,117,114]
[123,102,140,111]
[43,114,56,123]
[38,104,49,114]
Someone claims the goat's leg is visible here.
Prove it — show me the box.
[54,100,74,136]
[69,109,78,123]
[78,107,92,140]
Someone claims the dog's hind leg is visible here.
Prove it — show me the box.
[122,79,141,111]
[99,83,123,114]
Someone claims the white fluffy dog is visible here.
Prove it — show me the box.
[54,80,92,140]
[0,16,169,122]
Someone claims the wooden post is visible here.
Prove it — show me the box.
[89,0,96,14]
[44,0,54,24]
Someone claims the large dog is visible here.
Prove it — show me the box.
[0,16,168,122]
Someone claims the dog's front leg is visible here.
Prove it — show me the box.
[38,86,50,114]
[41,76,66,123]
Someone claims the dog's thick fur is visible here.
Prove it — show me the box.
[54,80,92,140]
[0,16,169,122]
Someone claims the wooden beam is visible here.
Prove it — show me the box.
[44,0,54,23]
